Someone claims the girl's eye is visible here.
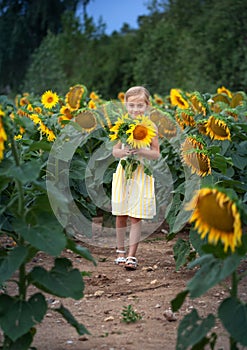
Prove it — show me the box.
[128,103,145,109]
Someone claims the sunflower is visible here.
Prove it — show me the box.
[206,115,231,141]
[182,150,211,177]
[20,96,30,106]
[230,92,245,108]
[34,106,42,114]
[217,86,232,98]
[190,92,207,116]
[170,89,189,109]
[186,188,242,252]
[109,114,130,141]
[150,109,177,138]
[29,113,42,125]
[118,92,125,103]
[101,104,113,129]
[197,120,208,135]
[75,110,97,133]
[38,123,56,141]
[210,94,230,113]
[88,100,97,109]
[60,105,73,120]
[41,90,59,109]
[154,94,164,106]
[224,108,238,121]
[181,136,204,152]
[177,109,196,127]
[0,116,7,161]
[65,84,86,111]
[126,116,156,149]
[89,91,100,101]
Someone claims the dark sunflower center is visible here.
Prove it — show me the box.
[211,120,228,136]
[198,193,234,232]
[133,125,148,140]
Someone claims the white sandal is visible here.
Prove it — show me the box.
[125,256,138,270]
[114,250,126,265]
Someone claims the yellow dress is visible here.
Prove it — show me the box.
[111,149,156,219]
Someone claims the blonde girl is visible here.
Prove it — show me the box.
[111,86,160,270]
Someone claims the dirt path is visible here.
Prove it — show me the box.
[26,227,247,350]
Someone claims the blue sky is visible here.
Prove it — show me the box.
[86,0,150,34]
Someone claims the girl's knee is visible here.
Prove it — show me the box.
[130,217,141,225]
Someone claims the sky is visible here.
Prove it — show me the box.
[86,0,150,34]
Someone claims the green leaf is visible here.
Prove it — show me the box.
[7,160,41,184]
[176,309,215,350]
[0,293,47,341]
[211,153,232,173]
[173,238,191,270]
[218,297,247,346]
[66,238,96,266]
[29,140,52,152]
[189,228,207,256]
[5,330,35,350]
[0,246,28,284]
[55,304,89,335]
[29,258,84,299]
[187,254,241,298]
[231,153,247,170]
[171,290,189,312]
[13,219,66,256]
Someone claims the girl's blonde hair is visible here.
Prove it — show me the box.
[124,86,150,104]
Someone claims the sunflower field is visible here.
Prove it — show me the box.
[0,84,247,349]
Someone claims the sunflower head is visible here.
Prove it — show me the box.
[230,92,246,108]
[186,188,242,252]
[210,94,230,113]
[206,115,231,141]
[75,110,97,133]
[41,90,59,109]
[88,100,97,109]
[118,92,125,103]
[150,109,177,138]
[177,109,196,127]
[170,89,189,109]
[190,92,208,116]
[126,116,156,149]
[60,105,73,120]
[181,137,211,177]
[217,86,232,98]
[65,84,87,111]
[154,94,164,106]
[89,91,100,101]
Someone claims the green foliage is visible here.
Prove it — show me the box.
[176,309,216,350]
[0,95,96,348]
[121,305,142,324]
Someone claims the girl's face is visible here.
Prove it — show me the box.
[126,95,149,118]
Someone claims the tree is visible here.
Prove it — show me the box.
[0,0,83,94]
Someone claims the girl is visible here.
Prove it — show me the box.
[111,86,160,270]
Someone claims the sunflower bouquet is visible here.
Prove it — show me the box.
[109,114,156,180]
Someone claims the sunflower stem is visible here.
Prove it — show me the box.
[231,271,238,298]
[229,271,238,350]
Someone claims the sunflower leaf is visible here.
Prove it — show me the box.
[176,309,215,350]
[218,297,247,346]
[187,253,241,298]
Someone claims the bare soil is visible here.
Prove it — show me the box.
[3,224,247,350]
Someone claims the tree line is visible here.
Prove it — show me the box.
[1,0,247,98]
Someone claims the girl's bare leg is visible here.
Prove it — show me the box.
[128,217,142,257]
[116,215,128,256]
